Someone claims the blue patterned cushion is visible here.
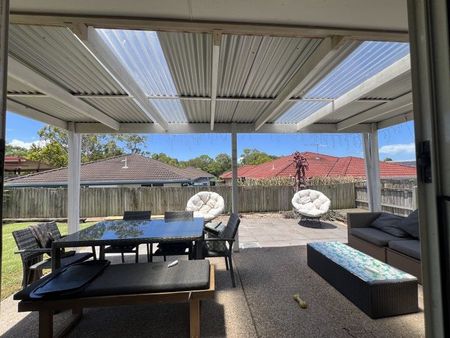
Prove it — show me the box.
[309,241,416,282]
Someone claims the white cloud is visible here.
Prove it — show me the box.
[8,139,48,149]
[379,143,415,155]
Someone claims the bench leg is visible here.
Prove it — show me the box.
[39,310,53,338]
[189,299,201,338]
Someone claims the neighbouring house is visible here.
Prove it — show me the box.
[4,156,54,178]
[220,152,417,184]
[5,154,215,188]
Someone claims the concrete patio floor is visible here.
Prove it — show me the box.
[215,212,348,249]
[0,213,424,337]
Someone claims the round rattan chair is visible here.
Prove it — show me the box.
[291,189,331,223]
[186,191,225,222]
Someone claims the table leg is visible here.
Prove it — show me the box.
[189,299,200,338]
[194,240,203,259]
[99,245,105,260]
[51,245,61,272]
[39,310,53,338]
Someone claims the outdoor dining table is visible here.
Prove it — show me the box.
[51,217,205,271]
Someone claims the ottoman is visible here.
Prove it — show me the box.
[307,241,418,318]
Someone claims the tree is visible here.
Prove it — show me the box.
[185,155,214,172]
[383,157,393,162]
[151,153,180,167]
[206,153,231,176]
[240,148,277,165]
[27,126,148,167]
[6,144,29,157]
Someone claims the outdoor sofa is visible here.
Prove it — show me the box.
[347,210,422,283]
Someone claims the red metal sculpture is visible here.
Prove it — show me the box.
[293,152,309,191]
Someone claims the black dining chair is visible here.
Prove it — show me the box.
[151,211,194,262]
[13,226,93,287]
[202,213,241,287]
[103,211,151,263]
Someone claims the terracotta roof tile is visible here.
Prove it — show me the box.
[220,152,417,180]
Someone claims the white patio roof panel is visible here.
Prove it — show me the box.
[82,97,154,123]
[158,32,212,97]
[218,35,321,98]
[9,25,125,95]
[151,99,188,123]
[4,18,414,132]
[182,100,210,123]
[299,41,410,99]
[7,76,42,94]
[11,97,95,122]
[97,29,179,97]
[276,101,328,124]
[233,101,272,123]
[215,101,238,123]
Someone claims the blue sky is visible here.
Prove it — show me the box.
[6,111,416,161]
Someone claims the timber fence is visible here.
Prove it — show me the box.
[3,183,356,219]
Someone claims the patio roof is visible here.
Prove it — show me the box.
[5,10,412,134]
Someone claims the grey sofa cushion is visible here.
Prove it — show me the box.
[351,228,407,246]
[369,213,409,237]
[389,240,421,260]
[398,210,420,239]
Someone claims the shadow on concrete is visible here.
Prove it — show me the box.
[298,220,337,229]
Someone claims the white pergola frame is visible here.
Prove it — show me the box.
[3,11,415,236]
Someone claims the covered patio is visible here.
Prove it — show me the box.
[0,0,449,337]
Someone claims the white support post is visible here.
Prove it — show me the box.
[210,32,221,131]
[0,0,9,301]
[362,124,381,211]
[67,125,81,234]
[231,130,239,251]
[408,0,450,335]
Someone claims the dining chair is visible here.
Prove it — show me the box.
[103,210,151,263]
[13,226,93,287]
[202,213,241,287]
[151,211,194,262]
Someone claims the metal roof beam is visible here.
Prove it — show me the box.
[8,57,120,130]
[254,37,360,130]
[296,54,411,131]
[10,13,409,42]
[377,112,413,129]
[337,92,412,130]
[7,93,394,104]
[78,26,169,131]
[210,32,221,131]
[74,122,370,134]
[7,99,68,129]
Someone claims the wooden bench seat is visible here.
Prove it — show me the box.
[14,260,215,338]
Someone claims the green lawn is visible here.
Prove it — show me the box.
[1,222,95,300]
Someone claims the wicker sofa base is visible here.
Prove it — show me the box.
[307,244,419,318]
[386,248,422,284]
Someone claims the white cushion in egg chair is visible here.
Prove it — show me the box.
[186,191,225,221]
[291,189,331,219]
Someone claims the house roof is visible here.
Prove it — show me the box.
[178,167,215,180]
[4,156,54,171]
[5,154,213,187]
[220,152,417,180]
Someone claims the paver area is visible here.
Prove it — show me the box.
[215,212,348,249]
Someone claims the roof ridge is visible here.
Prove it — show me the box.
[5,153,141,183]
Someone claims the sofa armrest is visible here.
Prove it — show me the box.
[347,212,382,229]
